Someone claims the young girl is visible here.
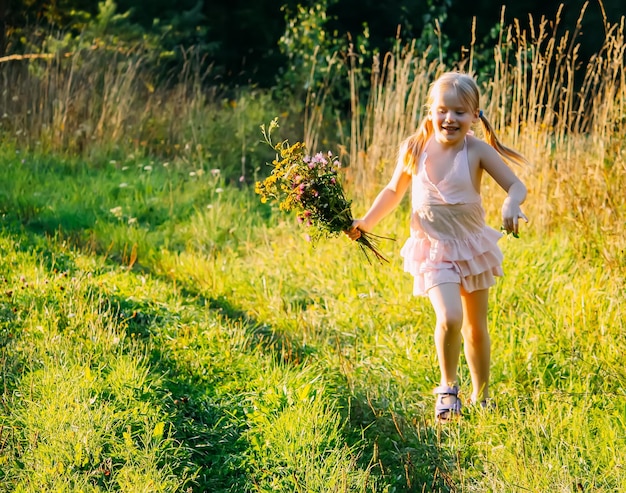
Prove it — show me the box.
[346,71,528,422]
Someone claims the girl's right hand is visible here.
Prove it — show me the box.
[344,219,368,241]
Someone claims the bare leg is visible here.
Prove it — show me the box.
[428,283,464,387]
[460,287,491,403]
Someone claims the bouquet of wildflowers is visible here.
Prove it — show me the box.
[255,118,388,263]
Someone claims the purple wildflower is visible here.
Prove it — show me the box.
[312,152,329,167]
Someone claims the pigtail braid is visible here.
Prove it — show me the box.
[402,118,433,174]
[479,113,528,166]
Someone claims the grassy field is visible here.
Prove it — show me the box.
[0,138,624,492]
[0,6,625,491]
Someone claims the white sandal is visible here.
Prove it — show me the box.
[434,385,461,422]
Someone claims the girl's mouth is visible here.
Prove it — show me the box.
[442,125,458,133]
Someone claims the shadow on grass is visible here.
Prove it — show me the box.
[93,287,328,491]
[80,288,254,491]
[199,292,317,365]
[82,270,460,492]
[177,285,458,492]
[342,391,458,493]
[0,219,457,492]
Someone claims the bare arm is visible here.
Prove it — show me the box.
[346,149,412,239]
[477,140,528,235]
[360,171,411,230]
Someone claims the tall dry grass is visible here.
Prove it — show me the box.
[345,4,625,276]
[0,47,262,175]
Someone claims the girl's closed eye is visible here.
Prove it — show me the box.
[437,107,466,115]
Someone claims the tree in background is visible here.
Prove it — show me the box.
[0,0,6,55]
[1,0,215,81]
[2,0,623,86]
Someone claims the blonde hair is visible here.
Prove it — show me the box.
[402,71,527,173]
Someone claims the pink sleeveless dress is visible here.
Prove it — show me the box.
[399,138,504,296]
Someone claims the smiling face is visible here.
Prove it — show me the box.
[427,73,480,146]
[429,86,478,145]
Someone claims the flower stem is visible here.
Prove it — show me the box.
[357,232,391,264]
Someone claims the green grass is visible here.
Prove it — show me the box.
[0,149,624,492]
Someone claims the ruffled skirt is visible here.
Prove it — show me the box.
[400,202,503,296]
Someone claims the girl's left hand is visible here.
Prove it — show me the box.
[501,198,528,236]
